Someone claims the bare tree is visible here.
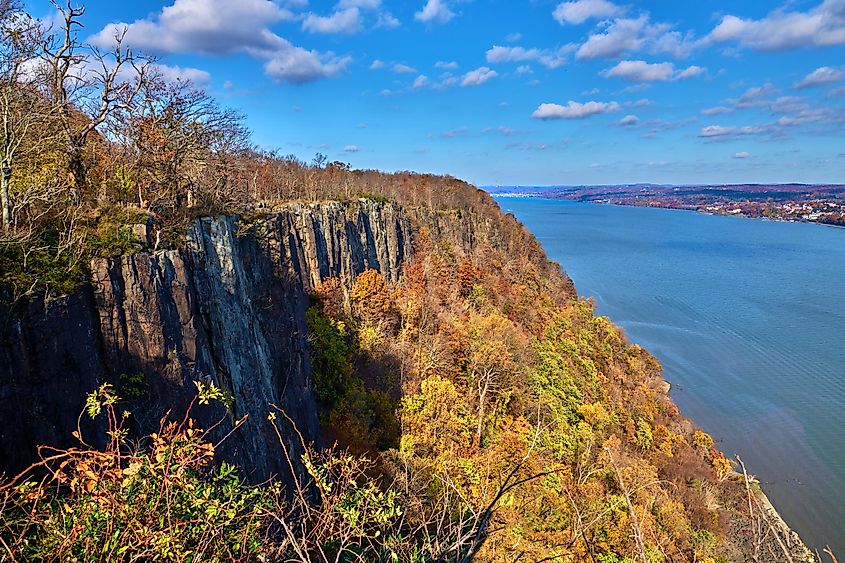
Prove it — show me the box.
[0,0,46,232]
[109,76,248,212]
[40,1,152,198]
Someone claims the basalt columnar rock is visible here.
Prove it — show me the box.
[0,199,550,480]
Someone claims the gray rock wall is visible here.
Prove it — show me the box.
[0,201,414,480]
[0,198,560,480]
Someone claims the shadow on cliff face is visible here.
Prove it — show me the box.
[0,289,110,476]
[0,203,419,483]
[0,200,564,483]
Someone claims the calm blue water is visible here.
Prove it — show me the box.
[496,196,845,553]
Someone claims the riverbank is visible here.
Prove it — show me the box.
[496,196,845,554]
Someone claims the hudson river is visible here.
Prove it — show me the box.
[497,196,845,553]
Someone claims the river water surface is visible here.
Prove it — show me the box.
[495,196,845,553]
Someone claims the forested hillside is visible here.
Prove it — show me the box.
[0,2,818,561]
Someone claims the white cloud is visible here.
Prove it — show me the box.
[577,16,648,59]
[482,126,517,136]
[553,0,622,25]
[576,14,700,59]
[392,63,417,74]
[796,66,845,88]
[830,86,845,98]
[439,127,469,138]
[435,60,459,70]
[337,0,380,8]
[699,125,739,138]
[302,0,397,33]
[532,100,620,120]
[90,0,349,84]
[264,48,352,84]
[706,0,845,51]
[600,60,705,82]
[734,151,751,158]
[506,32,523,42]
[302,7,362,34]
[375,12,401,28]
[698,125,769,138]
[415,0,454,24]
[90,0,296,54]
[619,114,638,126]
[735,83,779,107]
[153,63,211,84]
[432,76,458,89]
[601,60,673,81]
[675,65,706,79]
[343,145,359,152]
[702,106,735,115]
[412,74,429,88]
[485,45,571,69]
[461,66,497,86]
[516,65,533,75]
[369,59,386,70]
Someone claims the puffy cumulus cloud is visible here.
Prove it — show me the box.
[734,151,751,158]
[576,14,700,60]
[412,74,429,88]
[90,0,350,84]
[302,8,362,34]
[706,0,845,51]
[369,59,386,70]
[601,60,672,81]
[796,66,845,88]
[461,66,497,87]
[619,114,638,126]
[577,16,648,59]
[264,47,352,84]
[153,63,211,84]
[89,0,295,55]
[302,0,399,34]
[532,100,620,120]
[553,0,621,25]
[485,45,573,69]
[415,0,454,24]
[600,60,705,82]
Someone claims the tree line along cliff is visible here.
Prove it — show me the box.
[0,2,816,560]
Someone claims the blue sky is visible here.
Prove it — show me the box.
[26,0,845,185]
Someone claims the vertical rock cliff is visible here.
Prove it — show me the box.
[1,199,540,480]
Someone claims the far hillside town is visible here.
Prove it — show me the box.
[489,184,845,227]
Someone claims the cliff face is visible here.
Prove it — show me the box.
[0,200,538,480]
[0,202,409,479]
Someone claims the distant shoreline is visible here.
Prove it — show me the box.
[491,191,845,230]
